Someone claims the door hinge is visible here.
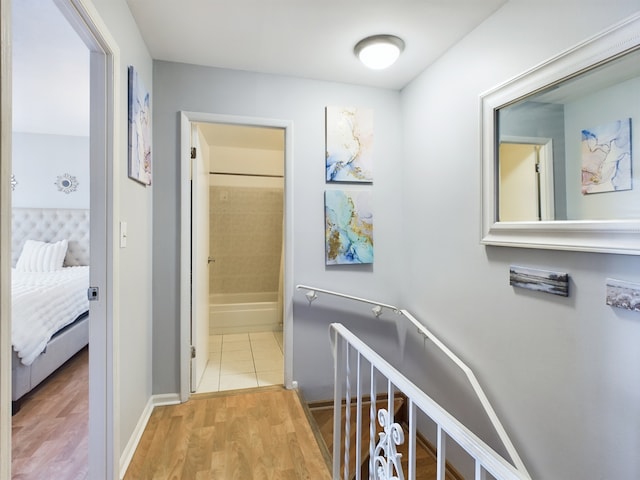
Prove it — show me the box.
[87,287,99,301]
[191,147,196,159]
[190,345,196,359]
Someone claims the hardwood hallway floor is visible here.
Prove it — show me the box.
[124,386,331,480]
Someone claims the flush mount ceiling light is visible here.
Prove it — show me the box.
[354,34,405,70]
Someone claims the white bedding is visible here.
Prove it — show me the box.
[12,266,90,366]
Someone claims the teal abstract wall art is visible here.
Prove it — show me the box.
[325,106,373,182]
[325,189,373,265]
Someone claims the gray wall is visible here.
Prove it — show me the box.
[91,0,154,460]
[401,1,640,479]
[152,62,404,395]
[150,1,640,478]
[12,132,90,209]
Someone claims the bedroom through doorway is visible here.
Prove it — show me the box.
[10,0,91,476]
[7,0,114,477]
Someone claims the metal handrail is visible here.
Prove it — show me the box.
[296,284,531,479]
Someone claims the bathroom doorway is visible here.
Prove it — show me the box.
[193,122,285,393]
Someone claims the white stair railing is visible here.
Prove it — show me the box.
[297,285,531,480]
[330,322,529,480]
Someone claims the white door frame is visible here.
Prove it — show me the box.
[179,111,294,402]
[500,135,555,221]
[190,124,210,392]
[0,0,119,478]
[0,0,13,477]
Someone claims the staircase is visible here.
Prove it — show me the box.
[307,395,463,480]
[296,286,530,480]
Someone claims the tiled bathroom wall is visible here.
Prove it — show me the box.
[209,186,284,295]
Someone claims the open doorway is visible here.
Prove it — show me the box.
[2,0,117,478]
[499,137,555,222]
[195,123,285,393]
[179,112,294,403]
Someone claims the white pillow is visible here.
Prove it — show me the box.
[16,239,68,272]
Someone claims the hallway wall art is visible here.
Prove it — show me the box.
[325,106,373,182]
[325,189,373,265]
[128,66,152,186]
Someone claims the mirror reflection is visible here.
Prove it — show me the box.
[497,47,640,221]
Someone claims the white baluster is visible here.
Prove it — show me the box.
[332,332,344,479]
[355,353,363,480]
[344,345,351,480]
[437,425,447,480]
[408,400,416,480]
[372,408,405,480]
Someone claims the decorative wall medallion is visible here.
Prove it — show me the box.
[11,174,17,191]
[55,173,79,194]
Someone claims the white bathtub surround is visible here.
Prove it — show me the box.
[196,331,284,393]
[209,292,281,335]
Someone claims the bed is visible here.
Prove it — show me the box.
[11,208,90,413]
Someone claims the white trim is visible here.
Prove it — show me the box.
[179,112,295,402]
[119,394,181,479]
[151,393,182,407]
[0,0,13,477]
[54,1,121,478]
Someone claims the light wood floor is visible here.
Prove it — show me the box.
[11,347,89,480]
[124,387,331,480]
[10,350,458,480]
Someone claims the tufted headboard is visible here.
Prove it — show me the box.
[12,208,90,267]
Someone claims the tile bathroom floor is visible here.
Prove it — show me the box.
[196,331,284,393]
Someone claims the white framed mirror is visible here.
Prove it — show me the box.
[481,12,640,255]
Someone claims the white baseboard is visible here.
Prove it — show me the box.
[119,393,181,479]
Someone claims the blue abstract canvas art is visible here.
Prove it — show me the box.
[325,106,373,182]
[128,66,152,185]
[325,190,373,265]
[581,118,631,194]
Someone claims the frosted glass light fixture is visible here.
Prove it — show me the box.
[354,34,405,70]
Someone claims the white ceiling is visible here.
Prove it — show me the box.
[198,123,285,151]
[12,0,507,137]
[125,0,506,90]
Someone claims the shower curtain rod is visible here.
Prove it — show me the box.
[209,171,283,179]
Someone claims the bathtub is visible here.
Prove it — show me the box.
[209,292,282,335]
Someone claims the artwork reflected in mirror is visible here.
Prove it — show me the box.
[496,47,639,222]
[481,13,640,254]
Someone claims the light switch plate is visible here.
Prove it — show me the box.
[120,221,127,248]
